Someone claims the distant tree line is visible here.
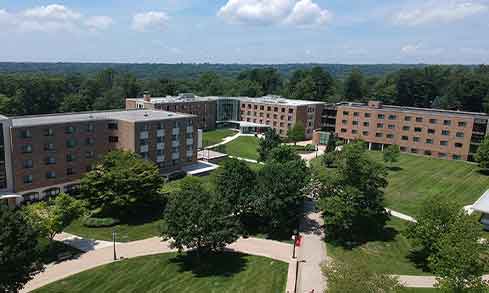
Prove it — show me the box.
[1,64,489,116]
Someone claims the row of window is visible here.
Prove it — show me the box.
[21,137,100,154]
[245,118,292,128]
[242,111,294,121]
[342,111,468,127]
[138,120,193,131]
[20,124,96,139]
[22,152,95,169]
[242,104,295,114]
[399,147,462,160]
[23,167,93,184]
[342,120,466,137]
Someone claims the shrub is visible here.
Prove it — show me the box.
[82,217,120,228]
[304,144,316,152]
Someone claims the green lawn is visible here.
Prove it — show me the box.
[220,136,260,161]
[369,152,489,217]
[33,252,288,293]
[203,129,237,147]
[403,289,439,292]
[65,215,164,242]
[327,218,429,276]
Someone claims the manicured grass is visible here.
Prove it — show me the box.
[368,152,489,217]
[221,136,260,161]
[403,289,439,292]
[33,252,288,293]
[327,218,429,276]
[65,215,164,242]
[203,129,237,147]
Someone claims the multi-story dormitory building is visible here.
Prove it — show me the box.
[126,93,489,162]
[0,110,198,208]
[126,93,325,139]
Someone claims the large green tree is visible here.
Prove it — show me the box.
[80,150,164,218]
[475,136,489,170]
[257,128,282,162]
[23,193,85,241]
[0,206,43,292]
[383,145,401,166]
[287,123,306,145]
[344,69,365,100]
[161,177,240,256]
[319,142,389,244]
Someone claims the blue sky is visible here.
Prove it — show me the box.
[0,0,488,64]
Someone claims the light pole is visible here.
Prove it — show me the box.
[112,228,117,261]
[292,229,299,259]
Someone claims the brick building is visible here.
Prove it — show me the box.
[0,110,198,207]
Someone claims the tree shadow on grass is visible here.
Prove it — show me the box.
[328,226,399,250]
[119,207,165,227]
[477,169,489,176]
[386,166,403,172]
[406,249,431,272]
[170,251,248,278]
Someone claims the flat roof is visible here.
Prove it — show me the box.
[472,190,489,214]
[10,110,194,128]
[128,94,325,107]
[337,102,489,119]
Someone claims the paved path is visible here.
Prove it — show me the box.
[386,208,417,223]
[297,199,327,293]
[22,236,296,293]
[54,232,115,252]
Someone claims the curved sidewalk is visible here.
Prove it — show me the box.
[21,236,295,293]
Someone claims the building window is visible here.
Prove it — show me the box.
[428,129,435,134]
[342,120,348,125]
[416,117,423,122]
[44,143,55,151]
[440,141,448,146]
[455,142,463,148]
[67,168,75,176]
[343,111,349,115]
[353,112,359,117]
[402,126,410,131]
[456,132,464,138]
[378,114,385,119]
[139,139,148,146]
[65,126,76,134]
[20,129,32,139]
[362,131,369,136]
[375,133,383,138]
[44,128,54,136]
[66,153,76,162]
[388,124,395,129]
[364,113,371,118]
[46,171,57,179]
[413,137,420,142]
[108,122,118,130]
[387,134,394,139]
[458,121,467,127]
[85,151,95,159]
[23,175,33,184]
[424,150,432,156]
[377,123,384,128]
[426,139,433,144]
[66,138,77,148]
[352,121,359,126]
[388,115,397,120]
[411,149,418,154]
[109,136,119,143]
[400,147,407,152]
[45,157,56,165]
[85,137,95,145]
[404,116,412,121]
[341,128,347,133]
[363,122,370,127]
[21,144,33,154]
[429,119,437,124]
[442,130,449,136]
[352,130,358,134]
[414,127,422,133]
[439,153,447,158]
[23,160,33,169]
[453,155,461,160]
[274,107,278,112]
[402,136,409,141]
[443,120,451,126]
[86,123,94,132]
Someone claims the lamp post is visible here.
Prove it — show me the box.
[292,229,299,259]
[112,228,117,261]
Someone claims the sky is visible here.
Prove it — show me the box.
[0,0,488,64]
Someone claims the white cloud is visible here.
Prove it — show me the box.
[401,43,444,56]
[85,16,114,31]
[0,5,112,33]
[132,11,169,32]
[394,0,488,26]
[285,0,332,26]
[218,0,331,27]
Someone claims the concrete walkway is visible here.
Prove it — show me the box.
[22,236,296,293]
[204,132,241,149]
[54,232,115,252]
[297,199,327,293]
[386,208,417,223]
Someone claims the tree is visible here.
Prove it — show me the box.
[257,128,282,162]
[323,151,337,168]
[383,145,401,166]
[319,142,389,244]
[269,144,301,163]
[80,150,164,218]
[212,158,257,218]
[0,206,43,292]
[255,158,309,234]
[161,177,240,256]
[344,69,365,100]
[287,123,305,145]
[323,259,405,293]
[326,132,337,152]
[475,136,489,170]
[59,94,93,112]
[24,193,85,241]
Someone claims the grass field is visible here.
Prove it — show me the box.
[221,136,260,161]
[33,252,288,293]
[368,152,489,217]
[327,218,430,276]
[203,129,237,147]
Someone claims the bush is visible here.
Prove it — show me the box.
[82,217,120,228]
[304,144,316,152]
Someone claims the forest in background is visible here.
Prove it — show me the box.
[0,63,488,117]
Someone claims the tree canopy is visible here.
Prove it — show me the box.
[0,206,43,292]
[475,136,489,169]
[257,128,282,162]
[287,123,306,144]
